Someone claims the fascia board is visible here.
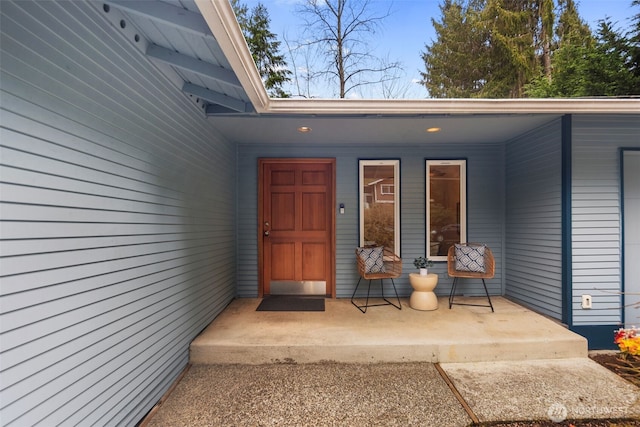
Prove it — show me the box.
[266,98,640,115]
[195,0,270,112]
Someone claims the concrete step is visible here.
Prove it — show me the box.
[190,297,587,365]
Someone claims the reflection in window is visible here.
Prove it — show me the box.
[359,160,400,255]
[427,160,466,260]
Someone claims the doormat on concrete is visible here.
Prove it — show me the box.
[256,296,325,312]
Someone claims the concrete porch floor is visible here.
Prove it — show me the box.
[190,297,588,365]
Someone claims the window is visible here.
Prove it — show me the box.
[381,184,394,195]
[359,160,400,255]
[426,160,466,260]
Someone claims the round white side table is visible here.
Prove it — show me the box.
[409,273,439,310]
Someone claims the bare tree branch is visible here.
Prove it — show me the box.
[293,0,402,98]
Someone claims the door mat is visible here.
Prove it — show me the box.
[256,296,325,312]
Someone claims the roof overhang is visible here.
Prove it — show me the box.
[196,0,639,116]
[265,97,640,115]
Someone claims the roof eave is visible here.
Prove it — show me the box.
[267,98,640,115]
[196,0,640,116]
[196,0,270,112]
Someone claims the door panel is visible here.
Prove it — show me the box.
[272,193,295,231]
[302,193,326,230]
[270,242,295,280]
[259,159,336,297]
[302,242,326,280]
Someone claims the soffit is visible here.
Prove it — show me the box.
[212,114,562,145]
[102,0,253,114]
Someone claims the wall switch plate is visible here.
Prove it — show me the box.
[581,294,592,309]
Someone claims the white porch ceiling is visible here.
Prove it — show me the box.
[210,114,561,145]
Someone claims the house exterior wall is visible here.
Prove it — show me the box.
[571,115,640,335]
[504,118,564,320]
[0,2,236,425]
[236,143,505,299]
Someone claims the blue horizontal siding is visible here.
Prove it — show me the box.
[0,1,235,425]
[505,118,563,319]
[571,114,640,327]
[237,143,505,299]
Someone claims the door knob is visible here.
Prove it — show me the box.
[264,230,270,236]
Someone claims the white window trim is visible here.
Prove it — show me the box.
[380,184,394,195]
[359,159,400,255]
[426,159,467,262]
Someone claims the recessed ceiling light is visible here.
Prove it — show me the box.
[426,127,441,133]
[297,126,312,133]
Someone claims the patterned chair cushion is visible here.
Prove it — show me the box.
[454,244,486,273]
[357,246,386,273]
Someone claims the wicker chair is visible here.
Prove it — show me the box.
[447,243,495,312]
[351,246,402,313]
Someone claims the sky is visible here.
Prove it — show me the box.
[241,0,637,98]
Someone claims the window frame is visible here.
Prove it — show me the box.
[426,159,467,262]
[359,159,400,256]
[380,184,395,195]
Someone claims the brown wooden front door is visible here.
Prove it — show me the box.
[258,159,336,297]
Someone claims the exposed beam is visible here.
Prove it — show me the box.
[182,83,248,113]
[205,104,251,115]
[107,1,212,37]
[196,0,270,113]
[146,44,242,88]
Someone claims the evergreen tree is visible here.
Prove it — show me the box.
[232,1,291,97]
[526,0,594,97]
[538,0,555,81]
[527,1,640,97]
[480,0,539,97]
[231,0,249,31]
[422,0,548,98]
[421,0,488,98]
[424,0,639,98]
[584,19,640,95]
[628,0,640,79]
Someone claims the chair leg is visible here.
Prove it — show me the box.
[382,278,402,310]
[481,279,494,312]
[448,277,459,309]
[352,278,401,312]
[364,279,372,312]
[449,277,494,312]
[351,277,367,313]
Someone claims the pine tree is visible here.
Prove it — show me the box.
[538,0,555,82]
[526,0,640,97]
[421,0,488,98]
[629,0,640,79]
[480,0,539,97]
[422,0,545,98]
[526,0,594,97]
[584,19,640,95]
[232,1,291,97]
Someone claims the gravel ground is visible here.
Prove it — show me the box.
[142,359,640,427]
[144,363,471,427]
